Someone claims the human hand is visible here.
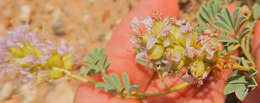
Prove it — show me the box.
[74,0,258,103]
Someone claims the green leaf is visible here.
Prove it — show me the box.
[212,21,233,34]
[122,73,131,95]
[226,44,238,53]
[199,6,211,23]
[136,58,148,66]
[253,3,260,20]
[225,69,258,101]
[198,14,208,24]
[228,75,248,84]
[238,27,250,41]
[232,8,241,28]
[95,73,139,96]
[111,73,122,92]
[196,24,210,33]
[222,8,233,28]
[81,68,96,76]
[241,57,249,67]
[224,83,244,95]
[248,77,258,87]
[218,33,238,43]
[104,62,111,71]
[248,69,258,87]
[236,16,247,34]
[95,82,106,90]
[224,0,232,4]
[130,84,139,93]
[82,48,110,76]
[197,0,222,24]
[103,75,115,90]
[235,85,248,101]
[197,0,248,38]
[249,69,258,78]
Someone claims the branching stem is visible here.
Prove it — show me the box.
[123,82,189,99]
[54,68,95,85]
[240,35,255,67]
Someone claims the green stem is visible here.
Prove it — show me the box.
[240,35,255,67]
[123,82,189,99]
[54,68,95,85]
[156,70,168,89]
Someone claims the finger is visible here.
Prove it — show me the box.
[244,21,260,103]
[252,21,260,63]
[74,0,180,103]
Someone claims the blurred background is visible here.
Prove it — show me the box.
[0,0,246,103]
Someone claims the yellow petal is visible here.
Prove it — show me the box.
[152,21,165,37]
[46,53,62,68]
[190,60,205,77]
[48,68,64,80]
[148,45,164,60]
[8,47,24,58]
[23,43,42,58]
[62,54,74,70]
[141,33,149,45]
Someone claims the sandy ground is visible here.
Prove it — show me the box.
[0,0,202,103]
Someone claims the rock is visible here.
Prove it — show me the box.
[52,19,66,35]
[0,82,13,101]
[20,5,31,21]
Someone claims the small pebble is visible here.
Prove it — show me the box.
[20,5,31,21]
[88,0,94,3]
[52,19,66,35]
[82,13,89,23]
[98,34,105,42]
[0,82,13,101]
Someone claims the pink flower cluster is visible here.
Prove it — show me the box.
[0,25,74,83]
[130,14,223,85]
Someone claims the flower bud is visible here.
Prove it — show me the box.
[190,60,205,78]
[48,68,64,80]
[63,54,74,70]
[141,33,149,45]
[148,44,164,60]
[46,53,62,68]
[131,15,223,85]
[8,47,24,58]
[152,21,166,37]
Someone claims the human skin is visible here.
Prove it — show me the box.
[74,0,179,103]
[243,21,260,103]
[74,0,259,103]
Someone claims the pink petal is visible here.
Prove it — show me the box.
[176,19,185,26]
[130,17,140,33]
[136,51,147,60]
[146,35,157,50]
[141,17,153,33]
[163,40,170,47]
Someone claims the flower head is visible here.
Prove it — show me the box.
[130,15,224,85]
[0,25,76,83]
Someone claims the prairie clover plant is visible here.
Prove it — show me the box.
[0,25,76,83]
[130,0,259,101]
[130,15,223,85]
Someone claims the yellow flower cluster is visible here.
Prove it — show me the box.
[131,16,222,84]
